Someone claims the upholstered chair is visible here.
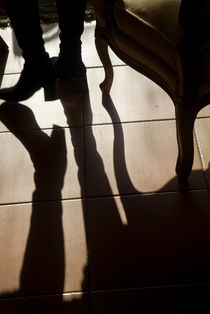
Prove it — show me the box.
[90,0,210,182]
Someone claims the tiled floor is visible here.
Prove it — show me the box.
[1,22,210,313]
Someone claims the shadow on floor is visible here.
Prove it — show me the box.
[0,89,210,313]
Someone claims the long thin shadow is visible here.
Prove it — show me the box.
[102,94,139,195]
[0,102,71,312]
[59,86,125,295]
[102,93,208,194]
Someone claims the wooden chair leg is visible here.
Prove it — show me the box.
[175,102,197,182]
[95,25,114,94]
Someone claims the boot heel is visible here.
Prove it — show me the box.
[44,81,58,101]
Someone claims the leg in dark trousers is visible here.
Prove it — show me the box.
[55,0,87,78]
[2,0,46,60]
[0,0,87,101]
[0,0,58,101]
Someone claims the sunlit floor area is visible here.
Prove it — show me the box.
[1,22,210,313]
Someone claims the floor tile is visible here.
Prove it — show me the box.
[81,21,124,68]
[1,15,210,312]
[91,284,210,314]
[86,191,210,291]
[198,104,210,118]
[84,120,205,197]
[0,120,84,204]
[0,64,175,130]
[0,76,86,131]
[85,66,175,125]
[0,75,67,131]
[195,117,210,187]
[0,293,89,314]
[0,199,88,297]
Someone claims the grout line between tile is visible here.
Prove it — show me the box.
[0,119,176,135]
[1,281,210,301]
[1,63,127,77]
[196,116,210,120]
[0,291,89,302]
[90,281,210,295]
[86,64,127,70]
[1,188,209,208]
[82,118,176,128]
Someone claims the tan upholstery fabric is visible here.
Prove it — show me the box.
[113,0,181,71]
[122,0,181,43]
[112,28,177,93]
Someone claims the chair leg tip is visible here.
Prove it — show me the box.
[176,172,190,184]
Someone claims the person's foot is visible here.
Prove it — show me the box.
[0,56,58,102]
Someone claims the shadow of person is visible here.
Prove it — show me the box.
[1,85,210,313]
[0,102,88,313]
[61,89,210,312]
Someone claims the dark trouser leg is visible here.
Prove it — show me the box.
[55,0,87,77]
[0,0,58,101]
[2,0,46,60]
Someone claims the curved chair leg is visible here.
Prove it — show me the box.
[175,101,197,182]
[95,25,114,94]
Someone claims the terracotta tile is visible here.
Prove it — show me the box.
[91,285,210,314]
[86,191,210,291]
[0,293,89,314]
[85,66,175,125]
[0,124,84,204]
[195,117,210,186]
[84,121,205,197]
[0,200,88,297]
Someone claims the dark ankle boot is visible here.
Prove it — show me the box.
[54,55,86,79]
[51,56,88,95]
[0,56,58,102]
